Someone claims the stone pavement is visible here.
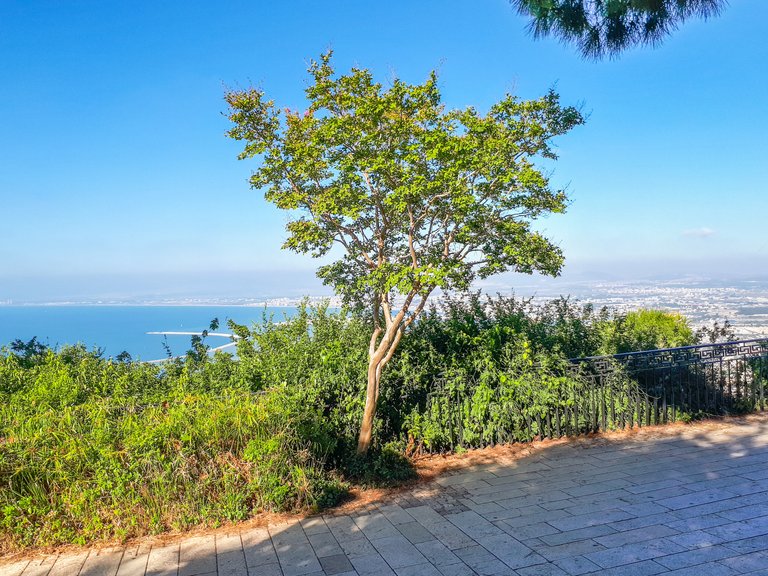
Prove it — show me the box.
[3,415,768,576]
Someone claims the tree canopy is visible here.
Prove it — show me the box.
[226,52,584,453]
[513,0,727,59]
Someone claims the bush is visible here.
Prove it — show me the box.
[401,341,617,452]
[0,343,346,552]
[601,309,696,354]
[229,303,370,446]
[377,293,614,439]
[0,297,729,551]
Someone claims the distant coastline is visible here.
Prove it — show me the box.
[0,295,343,308]
[0,305,309,360]
[2,278,768,339]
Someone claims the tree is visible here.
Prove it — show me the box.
[513,0,727,59]
[225,52,584,454]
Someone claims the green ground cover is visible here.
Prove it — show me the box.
[0,297,707,552]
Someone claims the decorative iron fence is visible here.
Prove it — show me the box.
[414,339,768,452]
[570,338,768,428]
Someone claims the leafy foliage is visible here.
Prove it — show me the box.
[226,51,584,452]
[601,309,696,354]
[695,319,736,344]
[0,299,728,551]
[0,344,346,551]
[226,52,583,309]
[514,0,727,59]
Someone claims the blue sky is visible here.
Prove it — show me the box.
[1,0,766,301]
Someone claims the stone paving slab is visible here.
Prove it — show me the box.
[4,415,768,575]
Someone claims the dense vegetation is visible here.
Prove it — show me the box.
[0,297,723,551]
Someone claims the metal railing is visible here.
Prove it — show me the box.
[417,339,768,451]
[568,338,768,428]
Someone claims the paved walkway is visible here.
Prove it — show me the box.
[3,416,768,576]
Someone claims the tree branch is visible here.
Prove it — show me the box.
[320,214,377,269]
[408,205,418,269]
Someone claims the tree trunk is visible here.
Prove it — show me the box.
[356,353,381,455]
[357,319,404,455]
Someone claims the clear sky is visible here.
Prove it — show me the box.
[1,0,766,302]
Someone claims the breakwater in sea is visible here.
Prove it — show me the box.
[0,306,300,361]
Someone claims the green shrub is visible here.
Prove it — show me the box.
[601,309,696,354]
[0,297,734,552]
[0,344,346,552]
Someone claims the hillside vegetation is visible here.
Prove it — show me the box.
[0,296,708,551]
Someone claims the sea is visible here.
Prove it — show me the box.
[3,278,768,362]
[0,306,300,361]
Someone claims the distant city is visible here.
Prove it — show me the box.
[2,278,767,339]
[508,278,768,339]
[583,283,768,338]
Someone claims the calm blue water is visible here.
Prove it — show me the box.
[0,306,300,361]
